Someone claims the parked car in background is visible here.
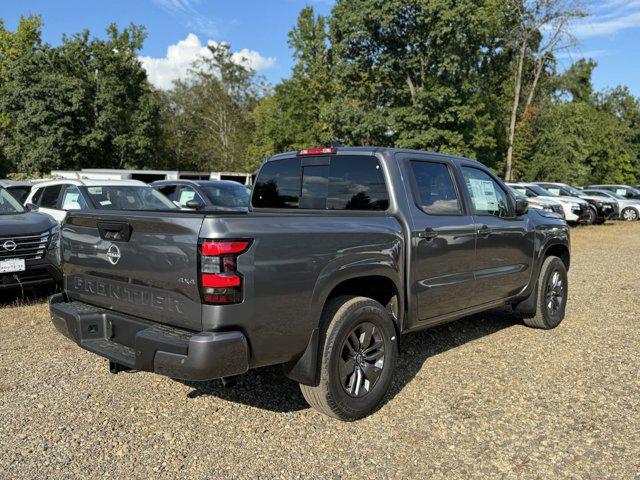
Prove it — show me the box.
[50,147,571,420]
[24,179,177,222]
[152,180,250,211]
[586,184,640,201]
[506,184,565,218]
[536,182,617,225]
[0,180,34,204]
[507,182,587,225]
[0,186,61,291]
[581,189,640,221]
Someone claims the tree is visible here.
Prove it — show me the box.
[504,0,586,181]
[327,0,512,159]
[248,6,335,163]
[0,19,162,177]
[162,43,266,172]
[520,62,637,185]
[0,15,44,176]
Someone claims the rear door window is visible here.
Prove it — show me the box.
[410,161,461,215]
[61,186,88,211]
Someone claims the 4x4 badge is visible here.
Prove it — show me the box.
[107,244,121,265]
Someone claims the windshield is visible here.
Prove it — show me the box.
[509,186,527,196]
[0,187,25,214]
[585,190,618,199]
[562,185,584,197]
[201,183,250,208]
[85,186,177,211]
[584,191,615,199]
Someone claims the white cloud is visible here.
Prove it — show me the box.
[573,11,640,38]
[572,1,640,38]
[139,33,276,90]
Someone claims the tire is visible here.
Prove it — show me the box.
[584,206,597,225]
[522,256,568,329]
[621,207,639,221]
[300,295,398,421]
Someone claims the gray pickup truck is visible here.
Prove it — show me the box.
[50,147,570,420]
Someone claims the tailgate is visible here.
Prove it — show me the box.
[62,211,205,330]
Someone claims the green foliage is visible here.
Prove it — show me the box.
[1,3,640,184]
[0,18,161,177]
[248,7,336,164]
[161,43,266,172]
[326,0,511,159]
[519,99,636,184]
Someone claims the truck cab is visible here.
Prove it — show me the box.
[50,147,570,420]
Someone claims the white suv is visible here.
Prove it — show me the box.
[24,179,175,222]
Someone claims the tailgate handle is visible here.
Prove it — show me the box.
[97,221,132,242]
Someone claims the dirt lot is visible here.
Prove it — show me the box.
[1,223,639,479]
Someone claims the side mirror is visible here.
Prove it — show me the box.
[515,197,529,216]
[26,203,38,211]
[185,199,204,210]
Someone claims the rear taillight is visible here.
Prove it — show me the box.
[199,239,251,305]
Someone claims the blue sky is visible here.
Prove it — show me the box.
[2,0,639,94]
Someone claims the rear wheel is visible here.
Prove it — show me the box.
[522,256,568,329]
[621,207,639,221]
[300,296,398,421]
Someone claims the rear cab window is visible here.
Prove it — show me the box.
[252,155,389,211]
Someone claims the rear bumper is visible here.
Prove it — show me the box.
[49,294,249,381]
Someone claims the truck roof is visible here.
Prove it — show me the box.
[266,147,484,166]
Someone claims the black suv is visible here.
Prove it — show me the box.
[0,186,61,291]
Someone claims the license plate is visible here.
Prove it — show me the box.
[0,258,25,273]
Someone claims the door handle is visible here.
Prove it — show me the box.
[478,224,491,238]
[418,227,438,240]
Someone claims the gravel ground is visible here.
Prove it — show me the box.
[1,223,639,479]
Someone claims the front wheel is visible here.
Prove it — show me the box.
[583,206,597,225]
[621,207,639,221]
[300,296,398,421]
[522,256,568,329]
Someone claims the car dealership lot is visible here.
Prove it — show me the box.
[1,223,638,479]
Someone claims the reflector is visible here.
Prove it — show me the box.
[201,273,241,288]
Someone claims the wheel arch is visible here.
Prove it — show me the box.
[515,239,570,316]
[284,270,403,386]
